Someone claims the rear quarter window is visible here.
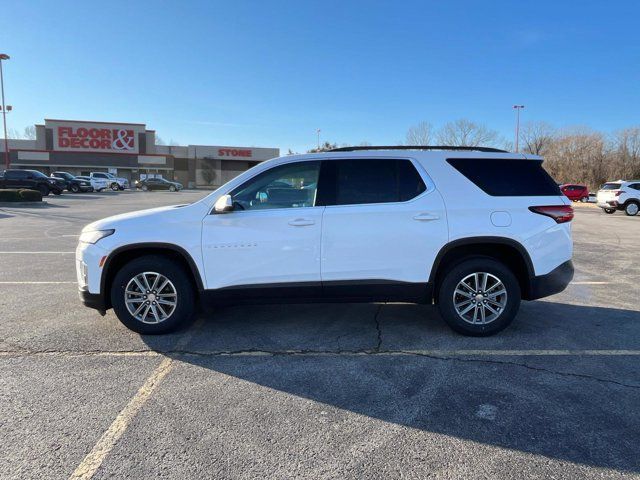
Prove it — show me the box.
[446,158,561,197]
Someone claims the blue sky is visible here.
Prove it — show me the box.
[2,0,639,153]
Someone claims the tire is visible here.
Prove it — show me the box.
[604,208,616,214]
[169,185,176,192]
[624,201,639,216]
[111,183,119,191]
[110,255,196,334]
[38,185,50,196]
[580,196,588,203]
[70,183,80,193]
[52,190,62,196]
[118,185,125,191]
[437,257,521,336]
[142,185,148,191]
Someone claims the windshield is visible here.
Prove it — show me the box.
[31,170,49,179]
[601,183,621,190]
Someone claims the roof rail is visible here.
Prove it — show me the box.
[329,145,509,153]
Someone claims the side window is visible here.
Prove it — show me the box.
[7,170,26,180]
[229,161,320,211]
[319,159,426,206]
[628,183,640,191]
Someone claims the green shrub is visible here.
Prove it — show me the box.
[18,189,43,202]
[0,189,42,202]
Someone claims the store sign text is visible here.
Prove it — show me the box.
[218,148,252,158]
[57,127,136,151]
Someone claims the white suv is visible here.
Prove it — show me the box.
[76,146,574,336]
[90,172,129,191]
[596,180,640,216]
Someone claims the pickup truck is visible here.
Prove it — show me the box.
[0,169,64,196]
[90,172,129,191]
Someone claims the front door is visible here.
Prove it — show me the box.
[201,160,323,293]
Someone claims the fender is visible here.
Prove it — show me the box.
[100,242,205,295]
[428,236,535,285]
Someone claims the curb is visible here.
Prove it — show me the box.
[0,201,48,208]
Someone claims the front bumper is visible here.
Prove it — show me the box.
[527,260,574,300]
[79,288,107,314]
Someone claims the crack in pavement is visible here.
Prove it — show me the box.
[1,347,639,390]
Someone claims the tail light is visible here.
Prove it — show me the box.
[615,190,625,197]
[529,205,574,223]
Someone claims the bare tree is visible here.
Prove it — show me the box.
[405,122,434,145]
[436,119,498,147]
[307,141,338,153]
[155,136,166,146]
[200,158,217,185]
[23,125,36,140]
[521,121,556,155]
[611,127,640,180]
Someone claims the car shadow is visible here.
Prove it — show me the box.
[141,300,640,473]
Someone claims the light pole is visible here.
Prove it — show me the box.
[316,128,321,150]
[0,54,10,170]
[513,105,524,153]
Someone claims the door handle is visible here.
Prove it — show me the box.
[413,213,440,221]
[288,218,315,226]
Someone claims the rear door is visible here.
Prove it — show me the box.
[318,158,448,292]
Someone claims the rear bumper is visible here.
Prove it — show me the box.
[79,288,107,314]
[527,260,574,300]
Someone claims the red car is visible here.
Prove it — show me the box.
[560,184,590,202]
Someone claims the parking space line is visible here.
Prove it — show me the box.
[0,251,75,254]
[571,281,611,285]
[0,281,77,284]
[68,317,205,480]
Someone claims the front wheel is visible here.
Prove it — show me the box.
[52,190,62,196]
[142,185,148,191]
[38,185,50,196]
[70,184,80,193]
[169,185,176,192]
[110,255,196,334]
[580,196,588,203]
[111,183,119,191]
[603,208,616,214]
[625,202,639,216]
[437,257,521,336]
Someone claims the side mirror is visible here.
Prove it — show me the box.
[214,194,234,213]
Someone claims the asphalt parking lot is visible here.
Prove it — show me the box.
[1,191,639,479]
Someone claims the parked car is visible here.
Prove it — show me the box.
[596,180,640,216]
[560,184,590,202]
[76,176,108,192]
[50,171,93,193]
[77,146,574,336]
[0,169,64,196]
[90,172,129,191]
[135,178,183,192]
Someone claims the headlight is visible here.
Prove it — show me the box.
[48,179,56,184]
[79,229,115,244]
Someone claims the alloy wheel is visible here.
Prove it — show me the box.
[124,272,177,324]
[453,272,507,325]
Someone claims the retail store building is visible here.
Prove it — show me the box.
[3,119,279,188]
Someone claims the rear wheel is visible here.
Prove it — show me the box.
[110,255,196,334]
[604,208,616,214]
[142,185,148,191]
[625,202,639,216]
[580,196,588,202]
[437,257,521,336]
